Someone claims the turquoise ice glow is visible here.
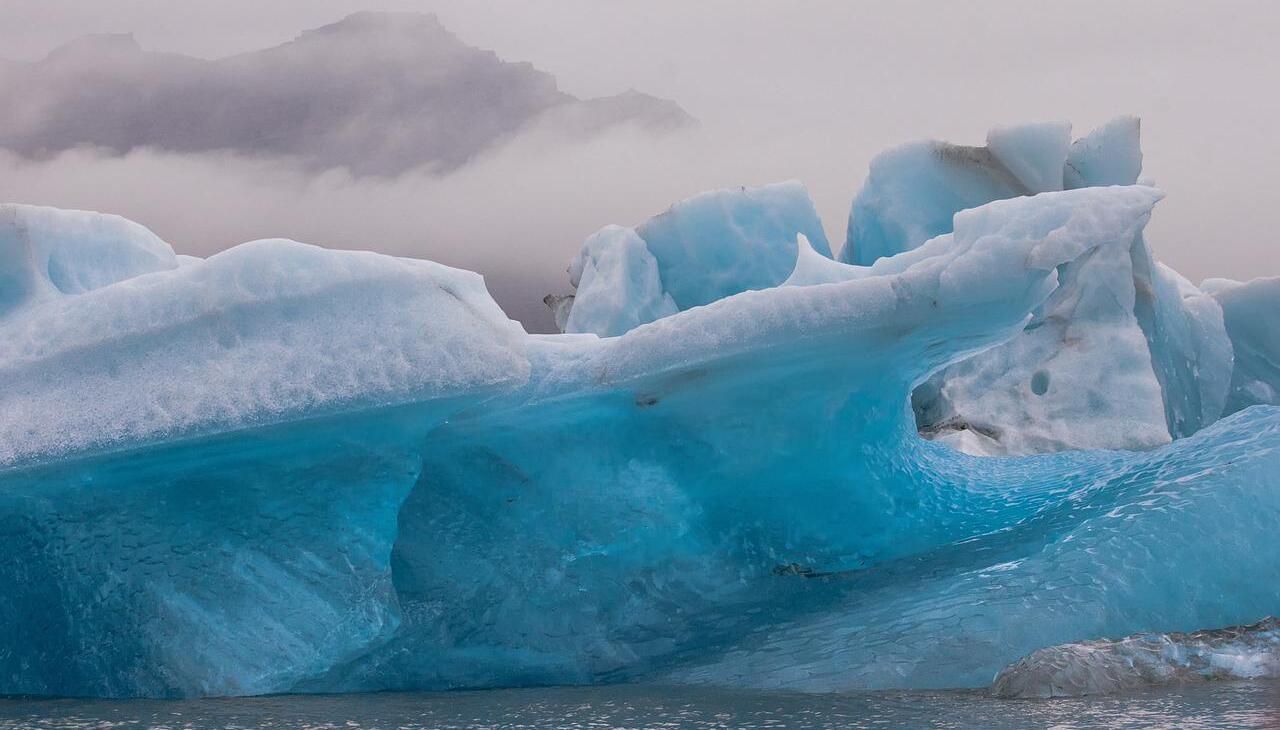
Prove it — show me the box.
[1,126,1277,699]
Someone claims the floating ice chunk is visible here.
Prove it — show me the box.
[1064,115,1142,188]
[563,225,677,336]
[561,181,830,335]
[840,122,1072,266]
[0,203,176,316]
[992,617,1280,698]
[542,293,575,332]
[341,185,1183,695]
[1203,276,1280,412]
[636,181,832,308]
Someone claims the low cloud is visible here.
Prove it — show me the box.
[0,12,690,176]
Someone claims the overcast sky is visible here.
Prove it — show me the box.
[2,1,1277,330]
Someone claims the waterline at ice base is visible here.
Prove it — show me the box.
[1,118,1278,700]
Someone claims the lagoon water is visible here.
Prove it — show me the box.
[2,681,1278,729]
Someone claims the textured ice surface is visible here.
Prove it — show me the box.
[992,617,1280,698]
[562,181,830,335]
[0,238,528,466]
[0,133,1274,698]
[914,187,1173,454]
[1203,276,1280,413]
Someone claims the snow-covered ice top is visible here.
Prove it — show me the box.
[0,232,528,465]
[0,203,177,316]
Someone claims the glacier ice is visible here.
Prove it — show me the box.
[0,203,177,316]
[1203,276,1280,413]
[561,181,831,335]
[1064,116,1144,189]
[830,117,1231,454]
[913,187,1173,455]
[0,236,527,467]
[840,121,1071,267]
[1130,257,1233,439]
[992,617,1280,698]
[841,117,1139,268]
[563,225,677,337]
[1,122,1278,700]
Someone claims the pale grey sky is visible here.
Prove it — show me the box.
[2,1,1277,330]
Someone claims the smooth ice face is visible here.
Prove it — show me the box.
[0,410,432,698]
[992,617,1280,698]
[562,181,830,335]
[1203,276,1280,413]
[985,121,1071,195]
[0,203,176,316]
[1131,258,1232,438]
[1064,116,1143,189]
[564,225,677,337]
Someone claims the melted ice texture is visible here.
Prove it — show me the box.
[1,120,1278,699]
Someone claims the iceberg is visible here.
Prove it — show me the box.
[561,181,831,335]
[562,225,677,337]
[1,122,1277,699]
[1203,276,1280,414]
[840,121,1071,267]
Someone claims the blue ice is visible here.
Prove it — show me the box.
[1,124,1278,699]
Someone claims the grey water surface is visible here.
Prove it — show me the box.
[3,681,1279,729]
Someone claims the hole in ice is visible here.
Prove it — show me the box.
[1031,370,1050,396]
